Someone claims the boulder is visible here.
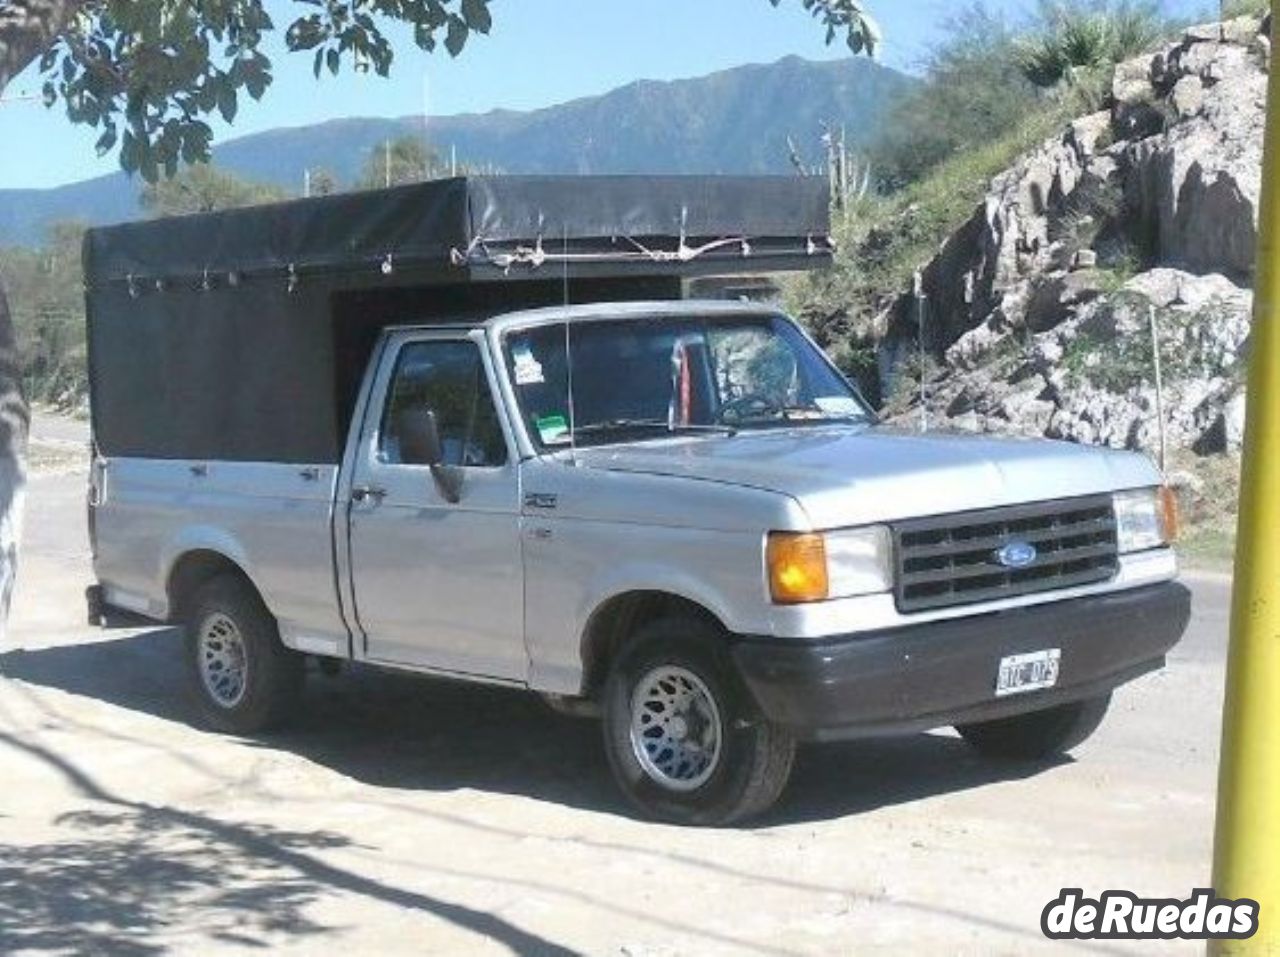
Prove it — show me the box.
[871,12,1264,460]
[1225,391,1248,449]
[1193,386,1249,454]
[1024,271,1106,332]
[1170,75,1205,118]
[1073,249,1099,270]
[1128,35,1265,277]
[1069,111,1113,158]
[1182,16,1264,48]
[945,318,1007,371]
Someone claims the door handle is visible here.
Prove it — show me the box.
[351,484,388,504]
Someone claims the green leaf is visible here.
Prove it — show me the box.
[444,17,468,57]
[95,126,118,157]
[327,48,340,75]
[140,150,160,184]
[461,0,492,34]
[217,83,237,123]
[120,131,141,174]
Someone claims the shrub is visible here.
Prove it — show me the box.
[870,4,1039,191]
[0,225,90,410]
[1015,1,1167,89]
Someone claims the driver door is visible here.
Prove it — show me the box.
[346,330,526,681]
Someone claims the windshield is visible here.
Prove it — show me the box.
[502,312,872,450]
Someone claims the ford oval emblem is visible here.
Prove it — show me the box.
[995,540,1038,569]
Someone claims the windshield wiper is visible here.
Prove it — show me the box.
[783,412,871,426]
[724,413,871,431]
[573,418,738,438]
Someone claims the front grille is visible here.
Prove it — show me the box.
[893,495,1119,613]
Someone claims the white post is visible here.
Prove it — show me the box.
[914,270,928,433]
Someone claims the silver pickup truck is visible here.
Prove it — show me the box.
[84,178,1190,824]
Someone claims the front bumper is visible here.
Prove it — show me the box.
[731,581,1191,742]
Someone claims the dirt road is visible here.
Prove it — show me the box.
[0,423,1230,955]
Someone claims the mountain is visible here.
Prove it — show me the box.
[0,55,911,246]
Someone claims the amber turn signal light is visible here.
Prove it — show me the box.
[1159,485,1181,543]
[766,532,829,604]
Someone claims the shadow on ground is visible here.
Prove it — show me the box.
[0,627,1064,828]
[0,728,583,957]
[0,804,339,956]
[0,629,1095,956]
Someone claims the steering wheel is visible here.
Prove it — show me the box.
[717,392,784,424]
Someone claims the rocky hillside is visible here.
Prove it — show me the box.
[877,14,1267,459]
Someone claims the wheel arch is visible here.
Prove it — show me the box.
[165,548,258,623]
[579,589,728,698]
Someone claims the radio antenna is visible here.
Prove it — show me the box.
[563,223,578,466]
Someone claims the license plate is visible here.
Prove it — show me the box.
[995,649,1061,697]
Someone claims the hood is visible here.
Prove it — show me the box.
[572,425,1160,529]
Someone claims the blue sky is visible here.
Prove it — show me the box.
[0,0,1216,190]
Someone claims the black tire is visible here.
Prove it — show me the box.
[184,574,304,734]
[956,693,1112,762]
[602,616,795,826]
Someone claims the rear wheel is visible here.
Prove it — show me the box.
[956,693,1112,761]
[184,575,303,734]
[602,617,795,826]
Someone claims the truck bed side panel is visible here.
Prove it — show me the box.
[94,458,349,651]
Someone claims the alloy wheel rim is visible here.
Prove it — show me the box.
[198,612,248,708]
[629,665,724,792]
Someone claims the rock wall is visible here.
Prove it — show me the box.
[879,15,1267,457]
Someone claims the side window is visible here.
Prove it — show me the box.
[379,340,508,468]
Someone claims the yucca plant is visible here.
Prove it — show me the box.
[1015,35,1072,87]
[1015,1,1167,89]
[1110,4,1165,59]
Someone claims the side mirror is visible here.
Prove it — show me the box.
[396,408,462,504]
[398,408,444,467]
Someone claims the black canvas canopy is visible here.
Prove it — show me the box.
[85,175,832,463]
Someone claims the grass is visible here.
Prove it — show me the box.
[1168,451,1241,573]
[1224,0,1269,18]
[869,106,1072,278]
[787,100,1077,377]
[1179,526,1236,572]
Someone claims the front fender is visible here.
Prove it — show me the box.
[576,562,741,642]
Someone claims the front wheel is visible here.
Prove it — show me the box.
[602,618,795,826]
[956,693,1112,762]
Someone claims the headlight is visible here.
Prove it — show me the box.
[766,526,893,604]
[1113,486,1179,553]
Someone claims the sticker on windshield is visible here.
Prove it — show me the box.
[512,345,545,385]
[814,396,861,416]
[536,414,571,444]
